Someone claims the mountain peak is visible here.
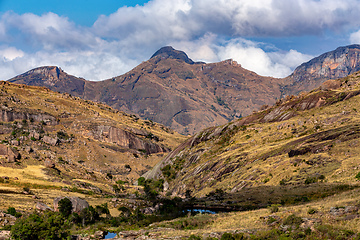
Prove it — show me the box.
[150,46,194,64]
[26,66,63,79]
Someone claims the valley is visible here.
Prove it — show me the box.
[2,45,360,239]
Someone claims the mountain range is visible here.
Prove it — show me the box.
[3,45,360,239]
[9,44,360,135]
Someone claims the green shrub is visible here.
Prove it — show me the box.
[283,214,303,227]
[7,207,22,218]
[268,204,280,213]
[138,177,146,186]
[279,179,286,185]
[58,198,72,218]
[305,176,317,184]
[11,212,70,240]
[307,208,317,215]
[161,164,176,180]
[56,130,69,140]
[355,172,360,180]
[189,235,202,240]
[221,233,235,240]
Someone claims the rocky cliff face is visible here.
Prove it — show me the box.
[9,66,87,96]
[285,44,360,95]
[0,108,57,125]
[9,45,360,135]
[89,125,169,154]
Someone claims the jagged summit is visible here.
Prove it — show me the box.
[285,44,360,95]
[150,46,195,64]
[20,66,63,79]
[8,65,87,96]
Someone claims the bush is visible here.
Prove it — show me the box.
[78,206,99,226]
[189,235,202,240]
[58,198,72,218]
[7,207,22,218]
[305,177,317,184]
[56,131,69,140]
[11,212,70,240]
[355,172,360,180]
[138,177,146,186]
[268,204,279,213]
[283,214,303,227]
[308,208,317,215]
[221,232,235,240]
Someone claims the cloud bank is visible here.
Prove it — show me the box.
[1,0,360,80]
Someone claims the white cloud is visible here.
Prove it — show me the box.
[0,46,24,61]
[350,30,360,44]
[214,39,313,78]
[0,0,360,80]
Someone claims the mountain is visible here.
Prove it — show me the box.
[284,44,360,95]
[0,81,186,211]
[9,47,285,135]
[8,45,360,135]
[144,72,360,201]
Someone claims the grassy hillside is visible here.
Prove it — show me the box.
[146,72,360,205]
[0,81,186,212]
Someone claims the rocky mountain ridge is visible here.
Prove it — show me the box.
[8,45,360,134]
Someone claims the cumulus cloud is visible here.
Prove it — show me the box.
[214,39,312,77]
[350,30,360,44]
[0,46,24,61]
[0,0,360,80]
[1,11,99,51]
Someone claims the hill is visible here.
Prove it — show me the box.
[144,71,360,204]
[0,81,185,212]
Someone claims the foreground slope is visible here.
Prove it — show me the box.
[145,72,360,201]
[0,81,185,210]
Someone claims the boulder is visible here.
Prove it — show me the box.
[42,136,59,146]
[44,159,55,168]
[25,146,33,153]
[0,230,10,240]
[0,144,21,163]
[35,202,53,212]
[53,196,89,213]
[91,231,105,239]
[29,132,40,140]
[10,140,20,146]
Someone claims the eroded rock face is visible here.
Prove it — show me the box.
[0,144,21,162]
[36,202,54,212]
[286,44,360,95]
[0,108,57,125]
[53,196,89,213]
[91,125,168,154]
[42,136,59,146]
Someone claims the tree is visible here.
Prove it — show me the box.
[58,197,73,218]
[11,212,70,240]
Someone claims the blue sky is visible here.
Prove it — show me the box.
[0,0,360,80]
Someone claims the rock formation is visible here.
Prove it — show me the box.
[53,196,89,213]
